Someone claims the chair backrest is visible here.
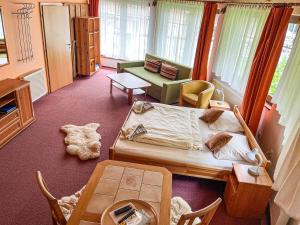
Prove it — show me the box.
[177,198,222,225]
[197,81,215,109]
[36,171,67,225]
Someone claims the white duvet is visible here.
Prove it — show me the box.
[123,102,252,162]
[123,103,204,150]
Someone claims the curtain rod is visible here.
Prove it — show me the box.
[166,0,300,7]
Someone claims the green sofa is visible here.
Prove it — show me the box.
[117,54,192,104]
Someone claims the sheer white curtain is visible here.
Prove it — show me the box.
[100,0,203,65]
[100,0,152,60]
[271,31,300,224]
[212,6,270,94]
[153,1,203,67]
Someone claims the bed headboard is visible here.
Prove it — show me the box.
[233,106,271,169]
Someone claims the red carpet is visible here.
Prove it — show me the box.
[0,68,267,225]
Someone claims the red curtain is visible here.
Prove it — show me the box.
[88,0,99,17]
[192,2,218,81]
[241,7,293,134]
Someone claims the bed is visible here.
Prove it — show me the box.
[109,103,270,181]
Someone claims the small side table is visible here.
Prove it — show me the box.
[224,164,273,219]
[209,100,231,110]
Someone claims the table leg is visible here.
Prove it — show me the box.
[110,80,113,94]
[128,89,133,105]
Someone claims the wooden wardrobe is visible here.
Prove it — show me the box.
[75,17,100,76]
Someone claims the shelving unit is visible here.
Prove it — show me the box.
[0,96,15,109]
[0,79,35,148]
[75,17,100,76]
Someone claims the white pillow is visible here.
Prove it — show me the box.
[212,133,251,161]
[209,111,244,133]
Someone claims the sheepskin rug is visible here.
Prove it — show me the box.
[61,123,101,160]
[58,186,85,220]
[171,197,201,225]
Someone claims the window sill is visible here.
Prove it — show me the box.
[264,102,272,110]
[265,95,273,110]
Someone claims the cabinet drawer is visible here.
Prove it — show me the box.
[0,110,20,131]
[0,119,22,145]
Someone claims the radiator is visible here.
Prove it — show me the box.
[23,68,47,102]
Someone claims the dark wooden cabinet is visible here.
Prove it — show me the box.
[0,79,35,148]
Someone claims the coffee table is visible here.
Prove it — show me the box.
[106,73,151,104]
[67,160,172,225]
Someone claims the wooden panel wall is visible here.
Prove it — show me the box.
[64,3,89,77]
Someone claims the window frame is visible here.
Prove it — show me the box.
[266,16,300,108]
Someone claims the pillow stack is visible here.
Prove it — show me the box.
[160,63,179,80]
[144,58,161,73]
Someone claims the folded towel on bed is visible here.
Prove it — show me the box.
[121,124,147,141]
[132,101,154,114]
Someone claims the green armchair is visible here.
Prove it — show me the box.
[180,80,215,108]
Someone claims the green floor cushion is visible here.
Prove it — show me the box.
[124,67,171,87]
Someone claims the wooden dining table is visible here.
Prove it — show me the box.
[67,160,172,225]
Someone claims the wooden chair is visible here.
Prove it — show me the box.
[177,197,222,225]
[36,171,67,225]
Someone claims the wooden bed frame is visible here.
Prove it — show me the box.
[109,105,270,181]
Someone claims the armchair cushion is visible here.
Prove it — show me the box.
[182,93,198,105]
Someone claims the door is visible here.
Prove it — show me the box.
[42,5,73,92]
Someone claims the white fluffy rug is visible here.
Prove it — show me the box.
[61,123,101,160]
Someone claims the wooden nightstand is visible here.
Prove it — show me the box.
[224,164,273,219]
[209,100,231,110]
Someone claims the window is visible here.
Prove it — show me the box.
[153,1,203,66]
[100,0,203,66]
[212,6,270,95]
[100,0,152,60]
[268,23,299,96]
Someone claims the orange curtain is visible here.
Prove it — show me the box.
[241,7,293,134]
[88,0,99,17]
[192,2,218,81]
